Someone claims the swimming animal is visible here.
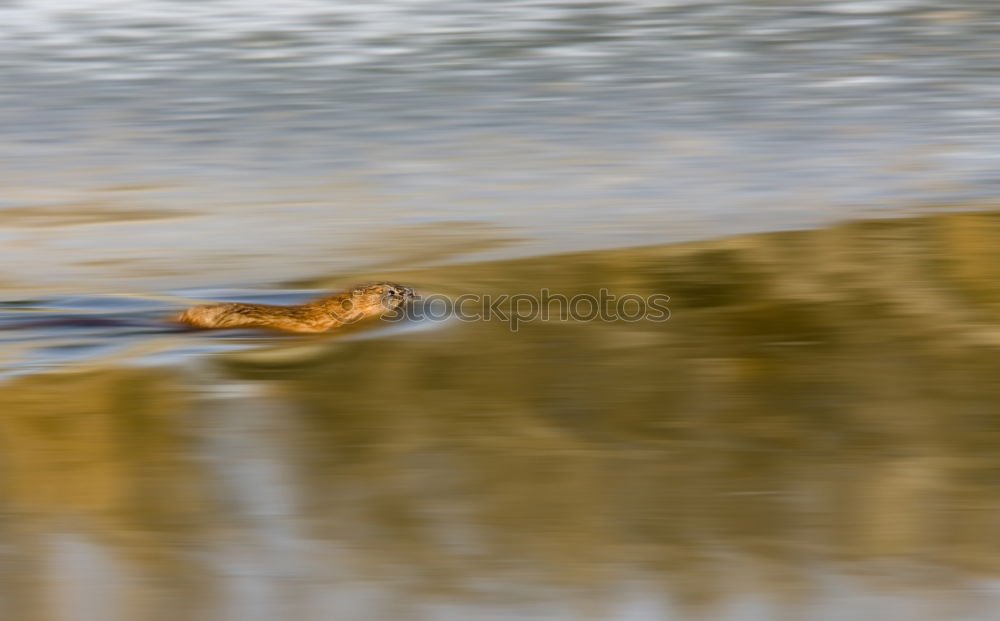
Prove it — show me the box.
[176,282,414,333]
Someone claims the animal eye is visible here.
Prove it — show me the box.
[387,290,397,296]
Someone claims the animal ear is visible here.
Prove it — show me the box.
[353,287,365,296]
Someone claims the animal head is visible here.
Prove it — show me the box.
[351,282,415,312]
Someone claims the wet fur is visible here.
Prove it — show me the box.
[176,283,413,333]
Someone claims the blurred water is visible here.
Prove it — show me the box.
[1,211,1000,620]
[4,3,1000,620]
[2,0,1000,292]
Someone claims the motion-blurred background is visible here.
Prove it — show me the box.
[2,1,1000,620]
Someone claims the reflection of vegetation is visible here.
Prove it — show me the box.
[2,211,1000,617]
[235,210,1000,600]
[0,202,190,228]
[0,371,183,518]
[0,369,215,619]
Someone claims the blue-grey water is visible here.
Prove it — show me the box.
[4,3,1000,620]
[3,0,1000,293]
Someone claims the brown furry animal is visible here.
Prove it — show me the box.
[177,282,414,333]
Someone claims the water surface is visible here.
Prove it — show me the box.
[4,2,1000,617]
[2,211,1000,620]
[2,0,1000,293]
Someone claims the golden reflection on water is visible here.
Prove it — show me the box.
[3,211,1000,619]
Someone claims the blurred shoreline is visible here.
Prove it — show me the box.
[2,198,1000,299]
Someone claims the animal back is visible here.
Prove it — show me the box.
[177,303,334,332]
